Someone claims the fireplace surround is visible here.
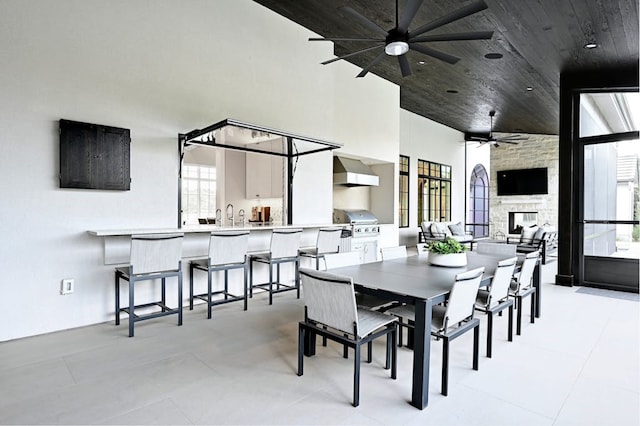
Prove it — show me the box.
[508,212,538,234]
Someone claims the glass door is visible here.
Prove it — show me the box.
[579,92,639,292]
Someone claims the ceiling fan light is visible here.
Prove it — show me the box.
[385,41,409,56]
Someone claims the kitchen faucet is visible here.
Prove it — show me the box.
[215,208,222,225]
[226,203,234,226]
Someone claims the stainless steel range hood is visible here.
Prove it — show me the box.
[333,156,379,187]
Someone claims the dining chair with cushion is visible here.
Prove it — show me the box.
[297,267,398,407]
[189,230,249,319]
[115,233,184,337]
[432,266,484,395]
[323,251,361,270]
[249,228,303,305]
[299,227,342,270]
[380,245,407,261]
[475,257,517,357]
[389,266,484,395]
[476,241,517,257]
[510,251,539,335]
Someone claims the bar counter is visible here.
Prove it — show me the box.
[88,223,346,265]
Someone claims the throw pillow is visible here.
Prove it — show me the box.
[431,222,452,238]
[533,227,547,241]
[520,226,538,244]
[448,222,465,236]
[421,222,433,237]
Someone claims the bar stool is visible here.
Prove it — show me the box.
[299,227,342,270]
[249,228,303,305]
[189,230,250,319]
[115,233,184,337]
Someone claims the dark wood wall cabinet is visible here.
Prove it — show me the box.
[59,119,131,190]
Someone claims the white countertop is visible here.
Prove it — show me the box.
[88,223,348,237]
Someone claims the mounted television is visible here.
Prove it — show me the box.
[497,167,548,196]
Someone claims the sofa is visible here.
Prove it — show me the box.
[507,225,558,264]
[418,221,475,248]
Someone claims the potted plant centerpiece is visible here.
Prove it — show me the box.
[426,237,468,267]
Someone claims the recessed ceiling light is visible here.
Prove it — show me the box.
[446,89,459,94]
[484,53,503,59]
[526,87,534,91]
[583,41,598,49]
[418,60,426,65]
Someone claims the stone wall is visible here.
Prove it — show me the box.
[490,134,559,237]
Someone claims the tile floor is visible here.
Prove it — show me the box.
[0,262,638,425]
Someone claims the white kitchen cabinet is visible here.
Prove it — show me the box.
[351,239,378,263]
[246,152,284,199]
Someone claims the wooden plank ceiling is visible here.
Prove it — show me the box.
[254,0,639,135]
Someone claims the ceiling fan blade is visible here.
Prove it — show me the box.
[356,51,387,78]
[497,140,519,144]
[338,6,388,37]
[397,0,424,33]
[410,31,494,43]
[321,44,384,65]
[410,44,460,64]
[410,0,488,37]
[397,54,412,77]
[309,37,386,42]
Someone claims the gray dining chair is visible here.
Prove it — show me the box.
[249,228,303,305]
[476,241,517,257]
[114,233,184,337]
[299,227,342,270]
[388,266,484,396]
[510,251,539,335]
[297,268,397,407]
[189,230,249,319]
[475,257,517,357]
[323,251,361,270]
[380,245,407,260]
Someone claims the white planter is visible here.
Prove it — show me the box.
[428,252,467,267]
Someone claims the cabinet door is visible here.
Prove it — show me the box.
[271,155,284,198]
[59,119,130,190]
[60,121,94,188]
[95,126,130,190]
[246,152,271,198]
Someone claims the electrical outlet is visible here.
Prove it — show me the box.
[60,278,74,295]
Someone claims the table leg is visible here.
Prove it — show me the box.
[411,299,431,410]
[533,261,541,318]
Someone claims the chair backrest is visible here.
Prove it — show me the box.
[315,227,342,255]
[270,228,303,259]
[443,267,484,328]
[516,251,539,292]
[381,245,407,261]
[323,251,361,270]
[477,242,517,257]
[487,257,517,305]
[300,268,358,335]
[420,221,432,236]
[209,230,249,266]
[130,233,184,275]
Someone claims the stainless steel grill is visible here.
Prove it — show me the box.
[333,209,380,262]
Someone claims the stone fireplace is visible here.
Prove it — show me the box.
[508,211,538,234]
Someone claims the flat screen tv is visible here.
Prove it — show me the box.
[497,167,548,196]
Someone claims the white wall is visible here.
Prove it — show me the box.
[0,0,401,341]
[398,109,466,246]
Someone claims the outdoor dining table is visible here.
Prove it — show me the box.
[311,251,541,410]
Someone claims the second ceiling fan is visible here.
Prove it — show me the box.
[310,0,494,78]
[465,110,527,147]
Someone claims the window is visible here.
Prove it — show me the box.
[418,160,451,223]
[182,164,216,225]
[399,155,409,227]
[469,164,489,237]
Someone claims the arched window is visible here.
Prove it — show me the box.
[469,164,489,238]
